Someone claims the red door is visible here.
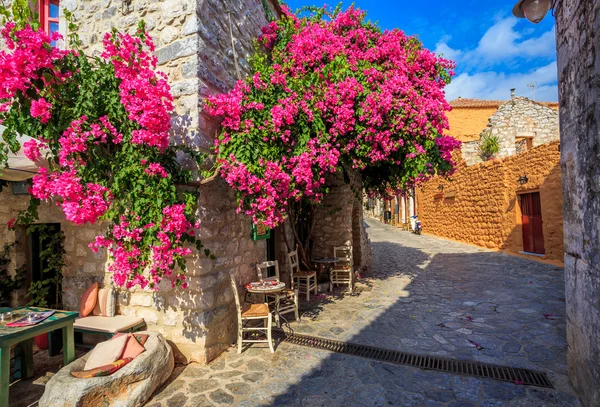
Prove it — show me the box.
[520,192,545,254]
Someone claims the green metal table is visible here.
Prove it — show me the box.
[0,307,78,407]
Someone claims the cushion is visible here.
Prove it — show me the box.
[241,303,270,318]
[115,333,145,359]
[92,287,115,317]
[74,315,144,334]
[112,332,149,346]
[80,282,99,318]
[71,357,133,379]
[84,334,128,370]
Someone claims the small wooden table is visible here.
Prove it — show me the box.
[313,257,339,287]
[0,307,78,407]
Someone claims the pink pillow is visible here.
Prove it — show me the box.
[113,333,145,359]
[80,282,98,317]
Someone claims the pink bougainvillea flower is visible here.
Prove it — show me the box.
[207,5,460,228]
[22,138,43,162]
[30,97,52,123]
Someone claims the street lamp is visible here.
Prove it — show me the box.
[512,0,552,23]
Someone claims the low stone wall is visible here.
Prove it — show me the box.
[417,141,563,263]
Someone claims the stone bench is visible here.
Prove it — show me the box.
[39,331,173,407]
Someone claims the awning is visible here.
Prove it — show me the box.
[0,125,48,181]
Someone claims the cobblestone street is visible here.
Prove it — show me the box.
[145,219,580,406]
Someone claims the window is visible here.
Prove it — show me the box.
[39,0,60,46]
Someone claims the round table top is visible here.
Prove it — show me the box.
[313,257,339,264]
[245,281,286,294]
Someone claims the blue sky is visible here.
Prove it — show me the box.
[283,0,558,102]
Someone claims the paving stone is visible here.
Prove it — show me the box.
[246,359,269,371]
[225,382,252,395]
[166,393,188,407]
[452,376,481,401]
[208,389,234,405]
[241,372,265,383]
[188,379,220,394]
[483,381,526,400]
[188,394,213,406]
[143,220,580,407]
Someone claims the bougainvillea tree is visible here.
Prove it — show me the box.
[0,5,207,290]
[207,5,461,263]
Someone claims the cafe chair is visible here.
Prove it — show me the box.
[256,261,299,327]
[287,250,317,301]
[330,246,354,292]
[230,276,274,353]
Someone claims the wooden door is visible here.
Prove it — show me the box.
[519,192,545,254]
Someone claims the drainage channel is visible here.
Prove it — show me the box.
[272,330,553,389]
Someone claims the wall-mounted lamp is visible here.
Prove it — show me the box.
[512,0,553,24]
[517,175,529,185]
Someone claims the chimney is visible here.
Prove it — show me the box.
[510,88,516,99]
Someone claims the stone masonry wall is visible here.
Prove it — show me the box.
[417,141,563,263]
[1,0,278,364]
[312,169,371,273]
[556,1,600,405]
[461,98,560,165]
[66,0,276,364]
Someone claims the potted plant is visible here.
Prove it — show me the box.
[478,129,501,161]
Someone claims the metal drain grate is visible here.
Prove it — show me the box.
[273,330,553,388]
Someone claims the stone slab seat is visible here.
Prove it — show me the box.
[39,331,174,407]
[74,315,145,334]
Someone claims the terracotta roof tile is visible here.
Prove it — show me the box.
[449,98,558,109]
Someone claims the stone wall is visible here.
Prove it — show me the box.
[460,98,559,165]
[417,141,564,263]
[312,169,371,272]
[68,0,276,364]
[487,97,559,158]
[555,1,600,405]
[1,0,278,364]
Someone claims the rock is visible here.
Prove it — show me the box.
[39,332,174,407]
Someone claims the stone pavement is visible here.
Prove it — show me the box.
[145,219,580,407]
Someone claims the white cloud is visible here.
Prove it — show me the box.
[435,18,556,68]
[470,18,556,66]
[444,62,558,101]
[434,36,463,62]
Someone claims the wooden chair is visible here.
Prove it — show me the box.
[230,276,274,353]
[330,246,354,291]
[287,250,317,301]
[256,261,299,327]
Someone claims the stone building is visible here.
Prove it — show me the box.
[415,95,563,263]
[447,97,558,144]
[0,0,371,364]
[554,1,600,405]
[458,95,560,165]
[366,94,564,264]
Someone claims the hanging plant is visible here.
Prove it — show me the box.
[0,3,208,290]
